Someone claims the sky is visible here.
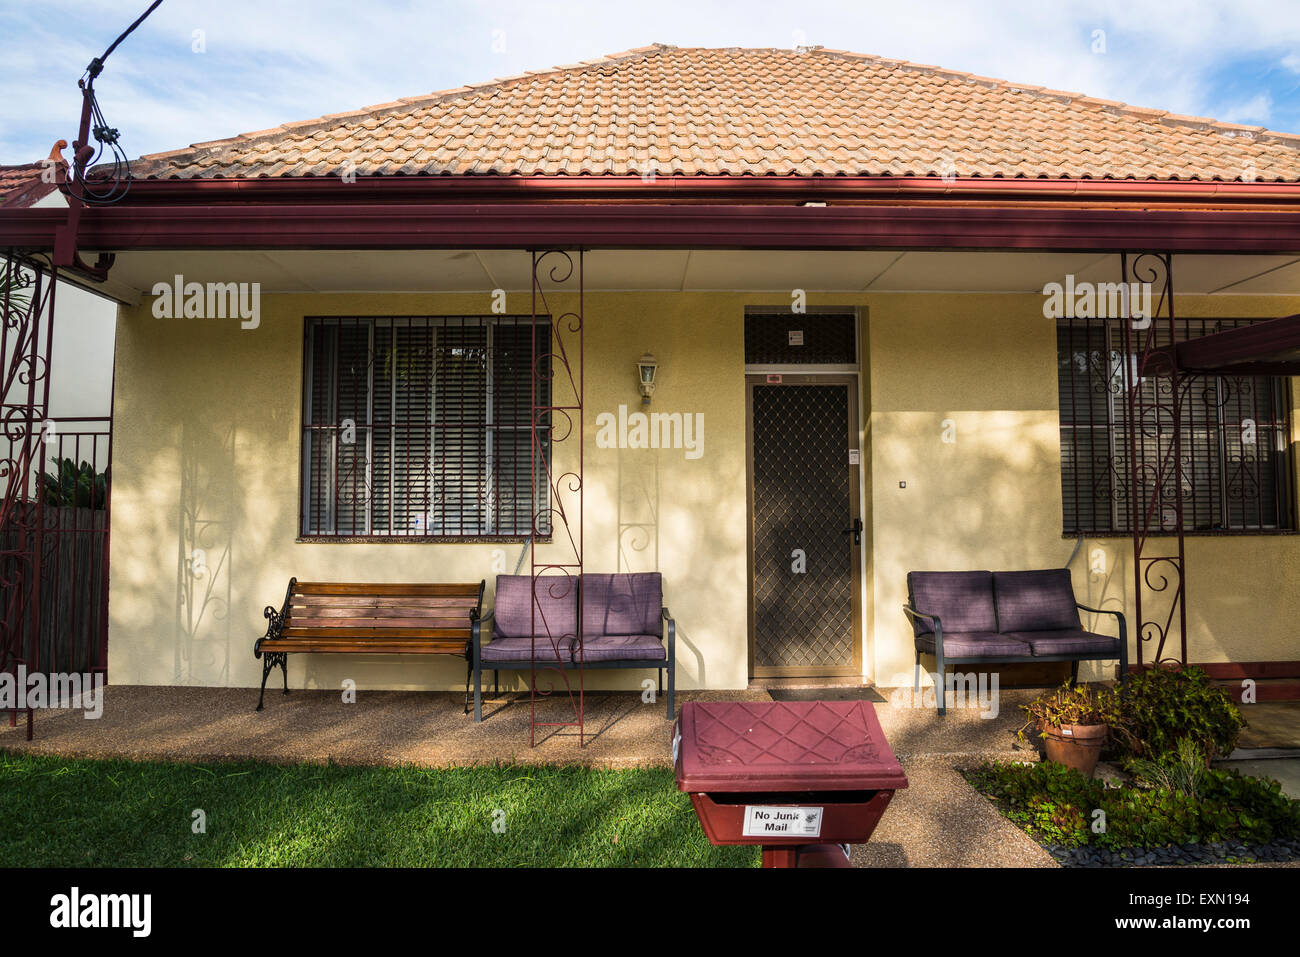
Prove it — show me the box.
[0,0,1298,165]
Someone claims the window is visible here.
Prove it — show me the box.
[301,316,550,539]
[744,310,857,365]
[1057,317,1293,535]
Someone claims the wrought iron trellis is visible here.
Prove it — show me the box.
[1119,252,1187,667]
[0,253,57,738]
[528,250,584,746]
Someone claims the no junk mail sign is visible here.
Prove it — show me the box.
[743,805,824,837]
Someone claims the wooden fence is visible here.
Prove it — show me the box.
[1,502,108,675]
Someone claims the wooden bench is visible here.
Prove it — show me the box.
[253,578,485,711]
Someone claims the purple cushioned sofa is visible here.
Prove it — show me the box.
[472,573,675,721]
[903,568,1127,715]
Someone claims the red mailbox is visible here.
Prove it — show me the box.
[674,700,908,868]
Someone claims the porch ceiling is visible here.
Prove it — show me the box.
[86,248,1300,305]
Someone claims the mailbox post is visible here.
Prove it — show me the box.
[674,700,907,868]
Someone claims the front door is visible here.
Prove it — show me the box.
[747,374,862,677]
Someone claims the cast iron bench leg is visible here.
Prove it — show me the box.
[1070,660,1080,686]
[256,652,288,711]
[913,650,922,695]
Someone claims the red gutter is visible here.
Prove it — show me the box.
[118,175,1300,210]
[4,202,1300,253]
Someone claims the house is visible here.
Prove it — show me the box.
[2,43,1299,701]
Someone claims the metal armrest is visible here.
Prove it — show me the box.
[901,604,941,626]
[255,576,296,658]
[471,608,495,655]
[1075,602,1127,640]
[662,607,675,655]
[902,603,944,660]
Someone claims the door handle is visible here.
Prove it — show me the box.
[841,518,863,546]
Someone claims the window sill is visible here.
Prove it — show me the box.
[296,536,550,545]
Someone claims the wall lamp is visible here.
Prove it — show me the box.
[637,352,658,405]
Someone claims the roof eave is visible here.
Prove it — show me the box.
[5,201,1300,255]
[114,174,1300,210]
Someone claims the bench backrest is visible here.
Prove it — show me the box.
[286,581,484,639]
[907,568,1081,634]
[991,569,1081,632]
[906,571,996,636]
[492,573,663,639]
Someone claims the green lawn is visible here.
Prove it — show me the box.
[0,752,758,867]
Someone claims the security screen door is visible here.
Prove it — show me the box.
[747,374,863,677]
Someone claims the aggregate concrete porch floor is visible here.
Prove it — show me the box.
[0,683,1221,869]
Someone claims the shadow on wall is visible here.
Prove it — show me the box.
[618,447,659,574]
[615,445,707,687]
[174,418,234,685]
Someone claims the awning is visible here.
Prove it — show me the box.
[1142,314,1300,376]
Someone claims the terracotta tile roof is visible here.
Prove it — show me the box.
[131,44,1300,182]
[0,161,57,208]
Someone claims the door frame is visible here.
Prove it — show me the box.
[745,372,864,679]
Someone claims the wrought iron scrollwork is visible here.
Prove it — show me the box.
[0,254,58,738]
[528,250,584,746]
[1120,252,1187,667]
[254,577,295,658]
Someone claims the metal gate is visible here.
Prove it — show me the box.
[747,374,862,677]
[1,253,111,738]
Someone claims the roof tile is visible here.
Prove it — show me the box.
[128,46,1300,183]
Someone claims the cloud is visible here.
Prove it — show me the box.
[3,0,1300,163]
[1219,92,1273,124]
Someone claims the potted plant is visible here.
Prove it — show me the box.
[1018,681,1114,777]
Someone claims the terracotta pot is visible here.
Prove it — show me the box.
[1042,722,1108,777]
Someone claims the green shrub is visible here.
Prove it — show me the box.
[42,458,109,511]
[966,759,1300,850]
[1106,666,1244,760]
[1125,736,1210,799]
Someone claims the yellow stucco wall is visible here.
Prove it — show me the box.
[110,288,1300,691]
[111,291,776,691]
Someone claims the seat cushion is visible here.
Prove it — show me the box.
[993,569,1082,632]
[492,574,578,640]
[914,630,1032,659]
[479,636,572,663]
[575,634,667,663]
[1006,629,1120,657]
[581,573,662,638]
[906,571,996,636]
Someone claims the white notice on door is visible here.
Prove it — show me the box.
[788,330,804,346]
[742,805,824,838]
